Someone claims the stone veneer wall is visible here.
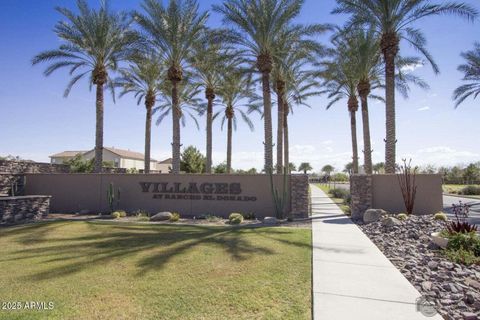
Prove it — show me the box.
[0,160,126,174]
[290,174,309,218]
[350,174,373,221]
[0,160,70,174]
[0,195,51,224]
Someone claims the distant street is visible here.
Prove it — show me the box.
[319,182,480,225]
[443,194,480,225]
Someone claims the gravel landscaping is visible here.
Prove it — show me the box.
[359,215,480,320]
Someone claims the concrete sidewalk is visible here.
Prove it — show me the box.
[310,184,442,320]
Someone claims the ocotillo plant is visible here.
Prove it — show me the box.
[107,182,121,213]
[397,159,417,215]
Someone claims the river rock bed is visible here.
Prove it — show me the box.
[358,215,480,320]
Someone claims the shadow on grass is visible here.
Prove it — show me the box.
[2,221,307,281]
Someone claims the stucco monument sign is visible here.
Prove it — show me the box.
[23,174,308,217]
[140,181,257,202]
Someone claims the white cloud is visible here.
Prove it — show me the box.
[417,106,430,111]
[404,146,480,166]
[400,61,424,73]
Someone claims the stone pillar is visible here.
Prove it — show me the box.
[350,174,373,221]
[290,174,309,218]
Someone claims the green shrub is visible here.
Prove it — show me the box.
[444,248,480,265]
[397,213,408,221]
[112,210,126,218]
[343,194,352,205]
[170,212,180,222]
[134,210,150,218]
[460,185,480,195]
[242,212,256,220]
[434,212,448,221]
[446,231,480,252]
[206,214,222,222]
[229,213,243,225]
[329,188,349,199]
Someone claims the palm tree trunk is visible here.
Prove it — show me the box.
[358,81,372,174]
[205,89,214,174]
[94,83,104,173]
[261,71,273,174]
[381,32,399,174]
[283,102,289,174]
[276,81,285,174]
[144,98,153,174]
[226,116,232,174]
[350,109,359,174]
[171,80,181,174]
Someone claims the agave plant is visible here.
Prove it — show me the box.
[447,201,478,234]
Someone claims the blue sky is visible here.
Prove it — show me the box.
[0,0,479,172]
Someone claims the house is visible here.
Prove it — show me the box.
[50,147,172,172]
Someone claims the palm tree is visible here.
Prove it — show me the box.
[349,28,382,175]
[154,79,202,136]
[191,33,233,173]
[321,40,361,174]
[215,70,255,174]
[333,0,477,173]
[136,0,208,174]
[213,0,304,174]
[272,24,330,174]
[32,0,138,173]
[283,65,322,175]
[298,162,312,174]
[115,53,164,173]
[454,43,480,108]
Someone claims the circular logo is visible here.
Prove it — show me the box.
[416,296,437,317]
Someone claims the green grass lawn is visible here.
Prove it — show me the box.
[442,184,480,199]
[314,184,351,214]
[0,221,311,320]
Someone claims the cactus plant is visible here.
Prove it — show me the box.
[106,182,121,213]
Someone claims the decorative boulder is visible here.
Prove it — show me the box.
[150,211,172,221]
[381,216,402,228]
[363,209,387,224]
[263,216,277,225]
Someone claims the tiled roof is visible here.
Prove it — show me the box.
[49,151,86,158]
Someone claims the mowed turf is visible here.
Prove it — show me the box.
[0,221,311,320]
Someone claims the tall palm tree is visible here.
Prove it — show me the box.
[454,43,480,108]
[154,79,202,134]
[136,0,208,174]
[349,28,382,175]
[333,0,477,173]
[272,24,330,173]
[191,32,232,173]
[115,53,164,173]
[32,0,138,173]
[215,71,255,174]
[282,63,323,174]
[213,0,304,174]
[321,42,361,174]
